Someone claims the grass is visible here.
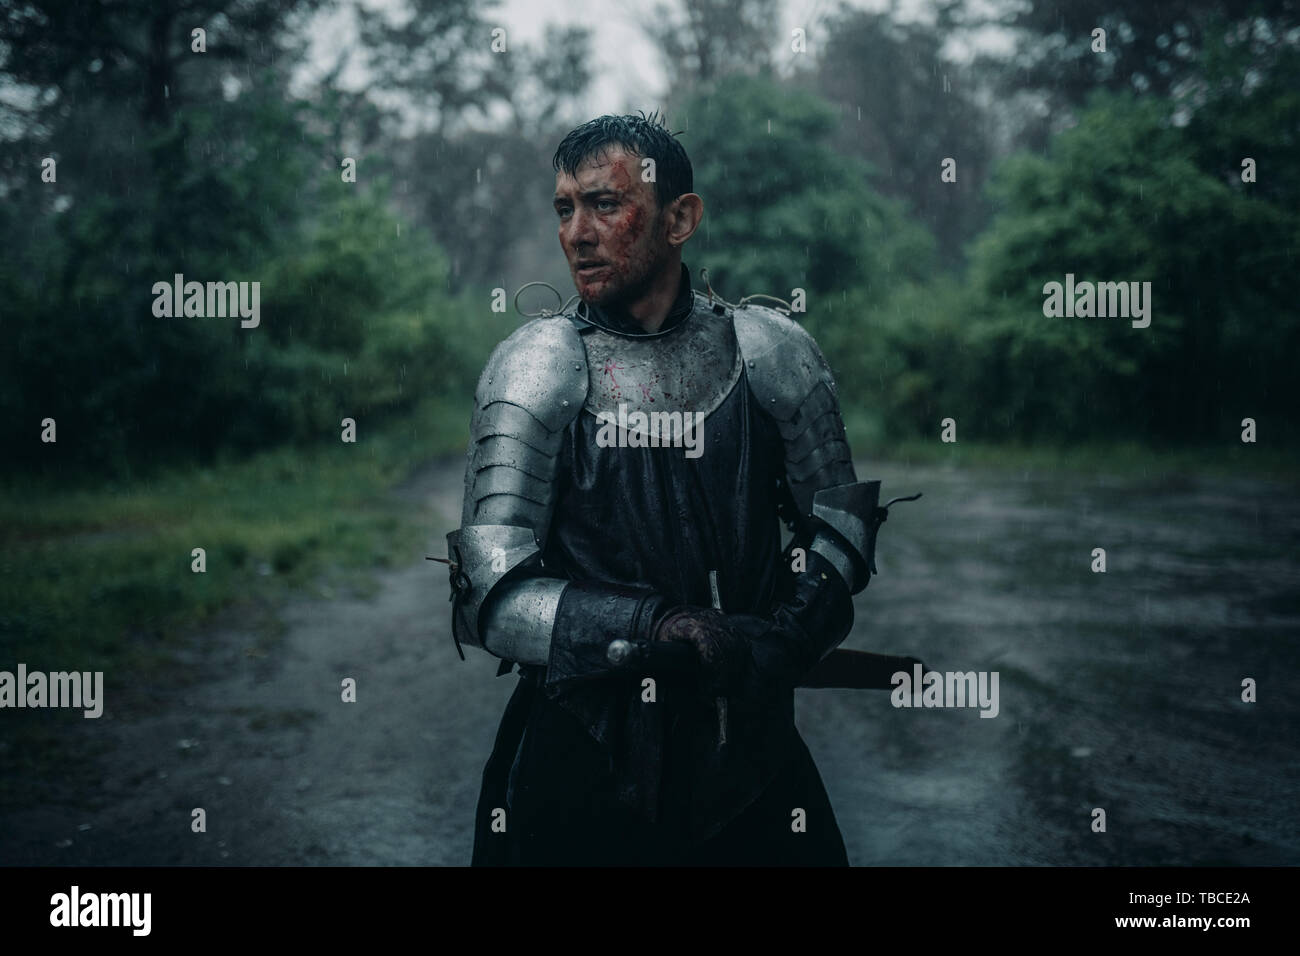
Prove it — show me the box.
[0,394,467,680]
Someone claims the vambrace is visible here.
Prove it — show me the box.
[546,581,698,688]
[449,527,696,680]
[447,524,549,657]
[729,548,856,699]
[477,575,567,666]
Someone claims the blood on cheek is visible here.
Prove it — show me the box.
[605,205,647,281]
[593,160,654,284]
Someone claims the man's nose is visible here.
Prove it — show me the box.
[564,208,599,248]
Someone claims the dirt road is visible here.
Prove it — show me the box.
[3,456,1296,865]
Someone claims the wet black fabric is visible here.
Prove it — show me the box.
[548,369,787,622]
[546,370,802,827]
[472,672,848,867]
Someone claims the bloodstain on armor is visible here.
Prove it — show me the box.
[601,358,624,390]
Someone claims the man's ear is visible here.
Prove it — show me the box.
[665,193,704,248]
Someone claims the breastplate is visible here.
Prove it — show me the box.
[578,293,744,434]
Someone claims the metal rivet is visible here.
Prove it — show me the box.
[562,400,569,406]
[748,360,755,368]
[607,639,631,665]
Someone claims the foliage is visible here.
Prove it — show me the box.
[677,74,935,305]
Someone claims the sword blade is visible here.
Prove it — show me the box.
[798,649,918,690]
[709,570,726,746]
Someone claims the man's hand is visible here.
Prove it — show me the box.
[653,606,754,696]
[652,542,860,699]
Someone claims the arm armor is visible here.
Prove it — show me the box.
[447,317,683,684]
[448,316,585,664]
[733,304,876,596]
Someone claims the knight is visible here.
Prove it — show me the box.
[446,112,912,866]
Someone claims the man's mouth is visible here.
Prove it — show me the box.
[575,261,609,278]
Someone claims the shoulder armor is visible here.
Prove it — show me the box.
[476,316,588,434]
[732,303,834,416]
[733,304,856,518]
[452,317,587,649]
[460,316,588,531]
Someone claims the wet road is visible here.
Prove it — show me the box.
[2,456,1296,865]
[812,462,1298,865]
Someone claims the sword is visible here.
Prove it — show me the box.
[709,570,727,747]
[693,570,916,699]
[797,649,925,690]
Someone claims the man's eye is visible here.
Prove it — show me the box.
[556,207,572,219]
[597,199,617,212]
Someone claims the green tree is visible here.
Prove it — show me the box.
[987,0,1300,107]
[810,4,995,269]
[966,90,1297,440]
[360,2,594,291]
[676,74,934,306]
[0,0,485,473]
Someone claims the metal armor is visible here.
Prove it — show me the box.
[447,290,884,672]
[731,305,878,594]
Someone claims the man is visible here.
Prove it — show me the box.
[448,112,884,866]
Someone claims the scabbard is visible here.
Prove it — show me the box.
[797,649,917,690]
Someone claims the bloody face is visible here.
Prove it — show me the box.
[553,146,670,308]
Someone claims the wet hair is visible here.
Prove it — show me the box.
[552,110,693,209]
